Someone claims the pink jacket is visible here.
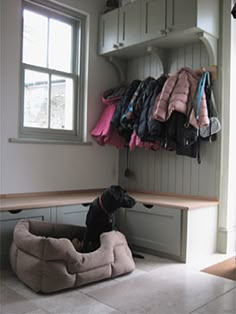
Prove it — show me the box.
[129,130,160,151]
[91,95,126,149]
[152,67,209,129]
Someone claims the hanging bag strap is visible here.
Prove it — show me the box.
[185,72,208,164]
[185,76,199,128]
[196,71,209,164]
[196,71,208,121]
[206,71,218,117]
[199,71,221,140]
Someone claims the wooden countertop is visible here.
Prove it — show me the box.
[0,190,103,212]
[129,192,218,210]
[0,189,219,212]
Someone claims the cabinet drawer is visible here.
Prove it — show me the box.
[117,203,181,256]
[56,204,89,226]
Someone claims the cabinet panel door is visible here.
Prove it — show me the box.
[56,204,89,226]
[141,0,166,41]
[166,0,196,32]
[118,0,141,47]
[0,208,51,269]
[99,9,119,54]
[117,204,181,256]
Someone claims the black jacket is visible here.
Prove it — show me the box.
[143,75,168,142]
[111,79,141,142]
[120,77,155,133]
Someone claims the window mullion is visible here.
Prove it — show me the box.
[48,74,52,129]
[72,22,78,74]
[23,63,77,80]
[47,17,50,68]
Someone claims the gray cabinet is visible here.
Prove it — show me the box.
[55,204,89,226]
[141,0,219,41]
[116,203,181,257]
[141,0,166,41]
[99,0,219,55]
[0,204,90,269]
[167,0,219,37]
[116,203,218,263]
[99,0,141,55]
[118,1,141,47]
[99,9,119,54]
[166,0,198,34]
[0,208,51,268]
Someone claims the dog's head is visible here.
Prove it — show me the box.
[101,185,136,213]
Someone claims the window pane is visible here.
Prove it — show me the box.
[49,19,72,72]
[23,10,48,67]
[50,75,74,130]
[24,70,49,128]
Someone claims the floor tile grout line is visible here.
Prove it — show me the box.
[81,291,125,313]
[188,286,236,314]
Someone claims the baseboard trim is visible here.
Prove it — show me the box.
[217,226,236,254]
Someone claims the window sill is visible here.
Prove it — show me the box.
[8,137,92,146]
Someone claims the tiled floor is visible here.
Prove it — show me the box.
[0,253,235,314]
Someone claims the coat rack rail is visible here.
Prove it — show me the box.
[193,65,217,81]
[167,66,217,81]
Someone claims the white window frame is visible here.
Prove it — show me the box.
[19,0,87,143]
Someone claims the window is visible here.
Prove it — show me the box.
[20,0,86,142]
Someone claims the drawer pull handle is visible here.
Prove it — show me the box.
[143,204,153,209]
[82,203,90,207]
[8,209,22,214]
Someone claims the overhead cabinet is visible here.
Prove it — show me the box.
[142,0,219,41]
[99,9,119,54]
[98,0,219,56]
[141,0,167,41]
[99,0,141,55]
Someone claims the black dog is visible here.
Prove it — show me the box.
[82,185,135,252]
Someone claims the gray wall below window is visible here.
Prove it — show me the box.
[0,0,120,194]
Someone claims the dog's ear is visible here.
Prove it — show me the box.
[110,185,123,200]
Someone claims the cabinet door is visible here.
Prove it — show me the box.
[0,208,51,269]
[56,204,89,226]
[99,9,119,54]
[166,0,196,33]
[116,203,181,257]
[118,0,141,48]
[141,0,166,41]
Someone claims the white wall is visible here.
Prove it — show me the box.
[0,0,120,194]
[229,1,236,253]
[0,0,2,194]
[218,0,236,254]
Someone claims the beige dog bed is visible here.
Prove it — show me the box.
[10,219,135,293]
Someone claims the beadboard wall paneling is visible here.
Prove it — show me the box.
[119,43,220,198]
